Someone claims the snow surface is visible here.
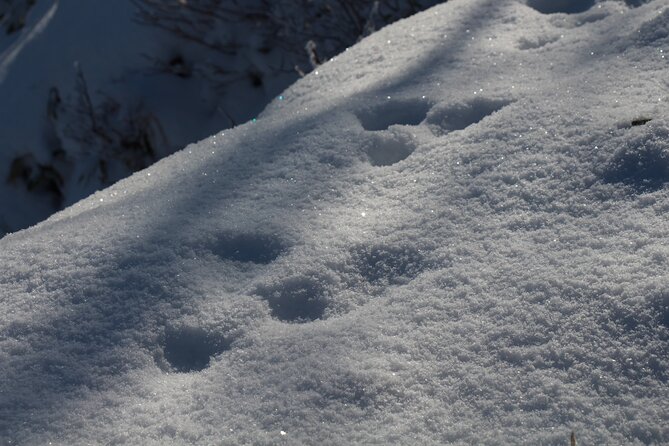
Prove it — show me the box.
[1,0,669,444]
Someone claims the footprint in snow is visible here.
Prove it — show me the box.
[255,275,331,323]
[158,326,231,373]
[425,97,511,137]
[356,98,430,166]
[526,0,595,14]
[212,233,285,264]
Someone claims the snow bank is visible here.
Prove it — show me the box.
[1,0,668,444]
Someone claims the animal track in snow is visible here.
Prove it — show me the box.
[356,98,430,131]
[256,275,330,323]
[365,130,418,166]
[526,0,594,14]
[351,244,425,286]
[213,233,285,264]
[426,98,511,137]
[631,118,652,127]
[355,98,430,166]
[625,0,651,7]
[160,326,230,373]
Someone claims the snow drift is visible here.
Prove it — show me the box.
[1,0,668,444]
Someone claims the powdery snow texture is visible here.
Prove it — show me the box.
[1,0,668,444]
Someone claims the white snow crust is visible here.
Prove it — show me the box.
[1,0,668,444]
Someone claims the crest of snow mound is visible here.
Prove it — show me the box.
[1,0,668,445]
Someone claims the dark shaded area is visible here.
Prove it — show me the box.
[356,99,431,131]
[351,244,425,286]
[132,0,443,81]
[0,0,36,34]
[6,152,65,208]
[213,233,285,264]
[425,98,511,136]
[256,276,329,323]
[631,118,652,127]
[167,54,192,78]
[603,144,669,193]
[625,0,652,7]
[162,326,230,373]
[526,0,595,14]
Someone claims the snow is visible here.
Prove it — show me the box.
[0,0,300,235]
[1,0,668,444]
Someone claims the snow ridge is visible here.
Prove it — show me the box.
[1,0,668,444]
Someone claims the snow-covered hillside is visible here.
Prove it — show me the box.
[0,0,438,237]
[1,0,668,444]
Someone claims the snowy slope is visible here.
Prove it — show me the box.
[0,0,439,238]
[1,0,668,444]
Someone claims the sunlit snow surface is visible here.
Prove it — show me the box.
[1,0,668,444]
